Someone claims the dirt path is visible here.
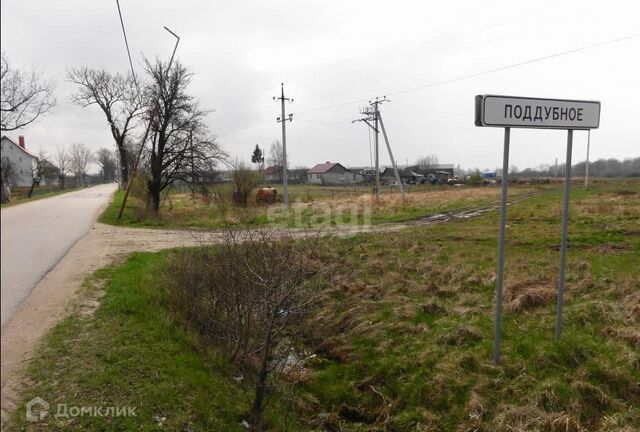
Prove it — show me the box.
[0,192,538,423]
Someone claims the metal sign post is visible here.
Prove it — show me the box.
[556,130,573,339]
[584,130,591,189]
[475,94,600,364]
[493,127,510,364]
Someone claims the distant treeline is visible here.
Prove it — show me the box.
[516,157,640,178]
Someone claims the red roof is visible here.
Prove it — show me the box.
[264,165,279,175]
[308,162,340,174]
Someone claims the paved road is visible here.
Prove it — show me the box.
[1,184,117,325]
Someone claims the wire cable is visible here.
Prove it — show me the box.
[291,32,640,115]
[386,32,640,98]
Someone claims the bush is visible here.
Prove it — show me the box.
[466,170,484,186]
[232,162,259,207]
[163,229,350,427]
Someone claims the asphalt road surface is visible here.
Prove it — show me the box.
[1,184,117,325]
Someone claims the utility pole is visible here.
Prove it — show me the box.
[584,130,591,189]
[353,107,377,196]
[352,96,405,204]
[353,97,385,199]
[377,110,407,204]
[274,83,293,208]
[373,99,381,198]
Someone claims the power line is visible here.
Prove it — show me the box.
[386,32,640,97]
[115,0,138,86]
[296,118,351,126]
[292,31,640,115]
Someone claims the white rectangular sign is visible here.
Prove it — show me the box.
[475,95,600,129]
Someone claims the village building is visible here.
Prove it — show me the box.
[307,162,364,185]
[1,135,38,186]
[263,165,282,183]
[380,167,407,185]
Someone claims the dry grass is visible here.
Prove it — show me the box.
[106,182,541,229]
[297,185,525,213]
[492,406,583,432]
[504,278,557,312]
[604,326,640,349]
[298,180,640,431]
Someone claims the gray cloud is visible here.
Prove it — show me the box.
[2,0,638,173]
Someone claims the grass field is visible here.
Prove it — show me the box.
[1,186,84,208]
[7,179,639,431]
[99,182,543,229]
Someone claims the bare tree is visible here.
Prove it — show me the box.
[143,58,226,213]
[55,144,70,189]
[69,143,92,186]
[95,148,117,182]
[1,52,56,132]
[290,166,308,184]
[67,67,142,184]
[27,150,49,198]
[267,140,283,167]
[416,154,439,170]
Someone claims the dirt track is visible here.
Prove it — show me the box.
[0,192,539,423]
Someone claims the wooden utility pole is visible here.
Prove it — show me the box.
[274,83,293,209]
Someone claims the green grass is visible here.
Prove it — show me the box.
[5,252,299,431]
[1,186,84,208]
[7,179,640,431]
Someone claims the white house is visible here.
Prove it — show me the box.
[1,135,38,186]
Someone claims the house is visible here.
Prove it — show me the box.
[264,165,282,183]
[380,167,407,185]
[1,135,38,186]
[307,162,364,185]
[40,159,61,186]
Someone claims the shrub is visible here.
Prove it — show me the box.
[163,229,350,428]
[466,170,484,186]
[232,162,259,207]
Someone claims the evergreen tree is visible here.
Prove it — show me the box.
[251,144,264,165]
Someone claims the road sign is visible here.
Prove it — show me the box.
[475,94,601,365]
[475,95,600,129]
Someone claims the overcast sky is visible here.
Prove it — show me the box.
[2,0,639,172]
